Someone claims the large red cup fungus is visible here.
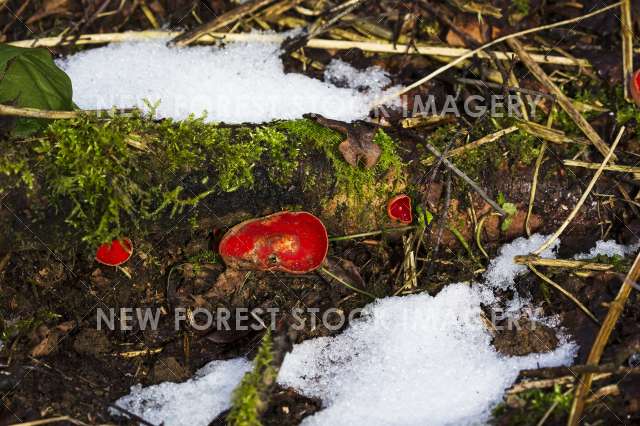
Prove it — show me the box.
[218,212,328,274]
[387,194,413,224]
[631,69,640,107]
[95,238,133,266]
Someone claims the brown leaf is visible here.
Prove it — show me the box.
[323,257,367,293]
[205,269,245,299]
[445,16,501,47]
[306,114,381,169]
[26,0,70,24]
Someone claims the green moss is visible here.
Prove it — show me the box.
[491,385,572,425]
[228,331,276,426]
[277,119,402,196]
[251,125,302,186]
[511,0,530,15]
[4,115,403,246]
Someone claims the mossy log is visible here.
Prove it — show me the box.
[0,114,406,253]
[0,112,621,257]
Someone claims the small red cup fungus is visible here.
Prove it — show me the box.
[95,238,133,266]
[218,211,328,274]
[630,69,640,107]
[387,194,413,224]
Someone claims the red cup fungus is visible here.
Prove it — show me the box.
[95,238,133,266]
[631,69,640,107]
[218,211,328,274]
[387,194,413,224]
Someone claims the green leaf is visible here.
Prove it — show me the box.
[0,44,74,136]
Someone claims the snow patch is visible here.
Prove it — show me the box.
[484,234,559,290]
[58,39,400,123]
[111,358,251,426]
[111,235,577,426]
[574,239,640,260]
[278,234,575,426]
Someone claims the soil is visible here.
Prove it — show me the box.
[2,1,640,425]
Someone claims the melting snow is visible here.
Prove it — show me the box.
[111,358,251,426]
[58,38,400,123]
[574,239,640,260]
[112,235,580,426]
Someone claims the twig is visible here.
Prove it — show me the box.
[0,104,133,119]
[517,121,589,146]
[533,127,624,255]
[0,104,80,119]
[621,0,634,102]
[318,266,376,298]
[7,32,591,67]
[422,141,507,216]
[372,2,621,106]
[421,126,518,166]
[526,141,546,236]
[563,159,640,174]
[527,264,599,324]
[514,255,614,271]
[507,38,613,159]
[280,0,367,55]
[568,249,640,425]
[170,0,279,46]
[328,225,415,241]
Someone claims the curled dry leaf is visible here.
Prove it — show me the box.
[306,114,381,169]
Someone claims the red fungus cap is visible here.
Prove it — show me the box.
[218,212,328,274]
[95,238,133,266]
[631,69,640,107]
[387,194,413,224]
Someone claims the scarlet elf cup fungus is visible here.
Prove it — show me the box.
[218,212,328,274]
[387,194,413,224]
[95,238,133,266]
[631,69,640,107]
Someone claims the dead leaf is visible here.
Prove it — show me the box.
[306,114,381,169]
[205,268,245,299]
[323,257,367,293]
[445,16,501,47]
[26,0,70,24]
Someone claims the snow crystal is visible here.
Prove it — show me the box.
[111,235,577,426]
[58,39,399,123]
[574,239,640,260]
[484,234,559,290]
[324,59,391,91]
[111,358,251,426]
